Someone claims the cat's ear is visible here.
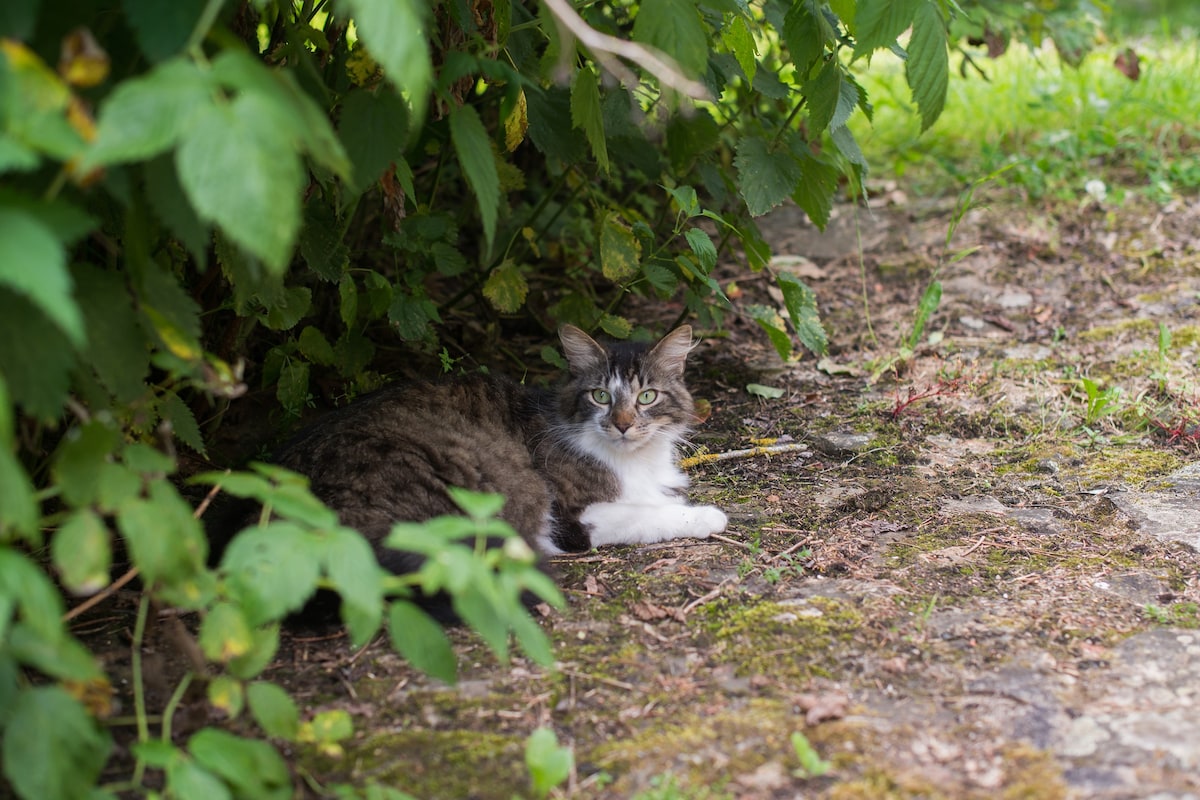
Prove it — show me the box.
[647,325,695,378]
[559,325,608,374]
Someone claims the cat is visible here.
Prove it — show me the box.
[212,324,727,614]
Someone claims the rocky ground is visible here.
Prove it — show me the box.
[89,189,1200,799]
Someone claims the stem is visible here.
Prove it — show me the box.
[130,592,152,787]
[773,95,808,144]
[186,0,227,55]
[161,673,195,743]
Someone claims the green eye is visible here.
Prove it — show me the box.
[637,389,658,405]
[591,389,611,404]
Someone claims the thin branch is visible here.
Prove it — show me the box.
[541,0,711,101]
[680,442,809,469]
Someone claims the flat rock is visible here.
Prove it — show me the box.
[1110,462,1200,551]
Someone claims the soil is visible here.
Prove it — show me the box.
[79,188,1200,799]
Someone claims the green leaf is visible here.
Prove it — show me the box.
[83,58,211,168]
[734,136,802,217]
[791,148,841,231]
[338,86,409,196]
[783,2,826,76]
[525,727,573,799]
[264,286,312,331]
[0,208,83,347]
[448,104,500,250]
[570,66,608,173]
[482,261,529,313]
[221,523,322,626]
[52,420,121,507]
[746,304,793,361]
[2,687,112,800]
[161,390,206,454]
[320,526,385,647]
[299,198,349,282]
[854,0,922,56]
[0,548,65,643]
[207,675,245,719]
[5,622,103,680]
[684,228,718,273]
[122,0,208,63]
[200,602,255,663]
[599,213,641,282]
[52,510,111,595]
[338,274,358,329]
[388,601,458,683]
[117,481,207,586]
[176,93,304,274]
[388,289,440,340]
[298,326,336,366]
[0,448,38,542]
[276,360,310,417]
[247,681,300,740]
[188,728,290,800]
[830,124,867,168]
[747,383,785,399]
[72,264,148,403]
[777,272,828,357]
[167,758,233,800]
[0,288,74,418]
[598,313,633,339]
[228,624,280,681]
[722,14,757,83]
[341,0,432,124]
[632,0,709,78]
[906,1,949,131]
[906,279,942,348]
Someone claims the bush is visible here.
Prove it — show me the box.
[0,0,1106,796]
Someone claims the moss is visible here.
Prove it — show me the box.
[1077,318,1158,343]
[1075,446,1182,488]
[344,728,526,799]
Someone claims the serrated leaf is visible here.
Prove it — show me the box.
[276,360,310,417]
[482,261,529,313]
[247,681,300,740]
[52,510,111,595]
[0,208,83,347]
[338,274,358,328]
[117,481,207,586]
[906,1,949,131]
[830,124,867,168]
[570,66,608,173]
[448,104,500,250]
[600,213,641,282]
[338,86,409,197]
[72,264,147,403]
[632,0,709,77]
[791,149,841,231]
[854,0,922,55]
[83,58,211,168]
[642,262,677,295]
[777,272,828,356]
[684,228,718,273]
[2,687,111,800]
[264,286,312,331]
[53,420,121,508]
[176,93,304,274]
[388,289,439,341]
[735,136,802,217]
[747,304,793,360]
[598,313,633,339]
[161,391,205,454]
[503,88,528,152]
[0,289,74,418]
[167,758,232,800]
[299,198,349,282]
[388,601,457,683]
[783,2,825,76]
[298,326,335,366]
[341,0,432,123]
[722,15,757,83]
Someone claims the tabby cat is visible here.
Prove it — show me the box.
[221,325,726,605]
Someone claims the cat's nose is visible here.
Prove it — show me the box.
[611,410,634,433]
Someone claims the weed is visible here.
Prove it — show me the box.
[890,377,970,420]
[791,731,833,778]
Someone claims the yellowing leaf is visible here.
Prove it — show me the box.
[599,212,641,282]
[58,28,110,88]
[504,88,528,152]
[482,261,528,313]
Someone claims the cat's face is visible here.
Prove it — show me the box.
[558,326,697,454]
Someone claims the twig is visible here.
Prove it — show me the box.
[680,578,733,616]
[558,667,636,692]
[541,0,710,100]
[65,566,139,622]
[710,533,751,551]
[680,442,810,469]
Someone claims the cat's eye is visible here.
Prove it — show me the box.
[637,389,658,405]
[590,389,611,405]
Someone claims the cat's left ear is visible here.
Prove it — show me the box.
[559,325,608,375]
[647,325,695,378]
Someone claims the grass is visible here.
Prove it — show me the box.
[850,35,1200,202]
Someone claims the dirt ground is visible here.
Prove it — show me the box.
[86,188,1200,799]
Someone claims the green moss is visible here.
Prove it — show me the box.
[1077,318,1158,342]
[344,729,525,799]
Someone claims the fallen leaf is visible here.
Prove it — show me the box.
[796,690,849,725]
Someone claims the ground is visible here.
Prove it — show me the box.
[89,188,1200,799]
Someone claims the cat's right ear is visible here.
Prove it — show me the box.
[559,325,608,375]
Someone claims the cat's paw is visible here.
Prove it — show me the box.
[693,505,728,536]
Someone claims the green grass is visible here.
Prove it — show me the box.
[850,36,1200,202]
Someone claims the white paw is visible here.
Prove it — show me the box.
[694,505,728,536]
